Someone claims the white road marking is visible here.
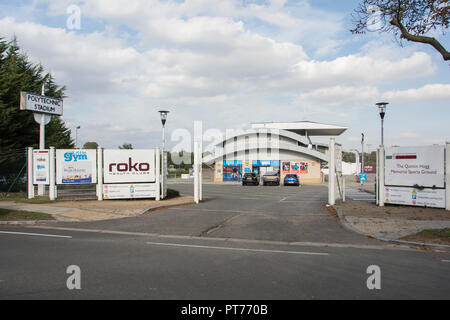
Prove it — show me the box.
[0,231,72,239]
[146,241,329,256]
[442,260,450,263]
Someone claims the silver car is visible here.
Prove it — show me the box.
[262,171,280,186]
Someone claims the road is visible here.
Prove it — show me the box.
[0,183,449,299]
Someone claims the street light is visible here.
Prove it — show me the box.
[158,110,170,151]
[75,126,81,148]
[376,102,388,145]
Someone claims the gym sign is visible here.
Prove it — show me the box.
[20,91,63,116]
[103,150,156,183]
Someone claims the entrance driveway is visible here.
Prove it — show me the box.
[44,183,382,246]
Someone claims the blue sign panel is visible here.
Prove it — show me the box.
[252,160,280,167]
[358,173,368,182]
[223,160,242,167]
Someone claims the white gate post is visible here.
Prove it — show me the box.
[446,142,450,211]
[49,147,56,200]
[199,141,203,201]
[328,138,335,206]
[156,147,161,201]
[379,145,385,207]
[376,148,379,205]
[97,147,103,201]
[194,141,200,204]
[27,147,34,199]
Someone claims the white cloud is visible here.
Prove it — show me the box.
[382,84,450,102]
[298,86,380,106]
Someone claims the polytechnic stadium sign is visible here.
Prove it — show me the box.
[20,91,63,116]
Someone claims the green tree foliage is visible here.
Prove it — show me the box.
[0,36,74,188]
[118,143,133,149]
[83,142,99,149]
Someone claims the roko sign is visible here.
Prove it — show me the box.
[103,150,156,183]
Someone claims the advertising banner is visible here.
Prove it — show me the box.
[282,162,290,173]
[385,145,445,188]
[103,183,156,199]
[290,162,299,174]
[300,161,309,174]
[56,149,97,184]
[33,150,50,185]
[385,186,445,208]
[103,149,156,183]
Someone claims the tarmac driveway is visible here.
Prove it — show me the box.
[41,183,382,246]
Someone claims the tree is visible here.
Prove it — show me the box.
[0,36,74,184]
[118,143,133,149]
[343,152,357,163]
[351,0,450,61]
[83,142,99,149]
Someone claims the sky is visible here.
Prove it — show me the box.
[0,0,449,153]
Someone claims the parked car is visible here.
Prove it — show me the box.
[242,172,259,186]
[284,174,299,186]
[262,171,280,186]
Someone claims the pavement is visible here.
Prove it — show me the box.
[0,196,195,223]
[335,187,450,247]
[1,183,450,299]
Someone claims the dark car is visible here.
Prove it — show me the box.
[262,171,280,186]
[284,174,299,186]
[242,172,259,186]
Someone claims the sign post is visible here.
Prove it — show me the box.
[27,147,34,199]
[20,89,63,196]
[328,138,335,206]
[97,147,103,201]
[379,145,385,207]
[446,142,450,211]
[49,147,56,200]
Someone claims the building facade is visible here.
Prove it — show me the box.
[203,121,347,184]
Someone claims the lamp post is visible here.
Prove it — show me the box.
[158,110,169,151]
[376,102,388,146]
[376,102,388,207]
[75,126,81,148]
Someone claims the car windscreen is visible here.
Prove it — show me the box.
[286,174,297,178]
[264,172,277,176]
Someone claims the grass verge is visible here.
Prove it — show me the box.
[401,228,450,246]
[0,208,55,221]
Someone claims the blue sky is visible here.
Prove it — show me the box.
[0,0,449,153]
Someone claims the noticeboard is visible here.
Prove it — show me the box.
[385,145,445,188]
[56,149,97,184]
[103,183,156,199]
[385,186,445,208]
[32,150,50,185]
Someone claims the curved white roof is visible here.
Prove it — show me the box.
[203,129,329,164]
[251,121,347,136]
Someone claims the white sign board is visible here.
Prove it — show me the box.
[103,149,156,183]
[103,183,156,199]
[385,145,445,188]
[33,150,50,185]
[385,186,445,209]
[56,150,97,184]
[20,92,63,116]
